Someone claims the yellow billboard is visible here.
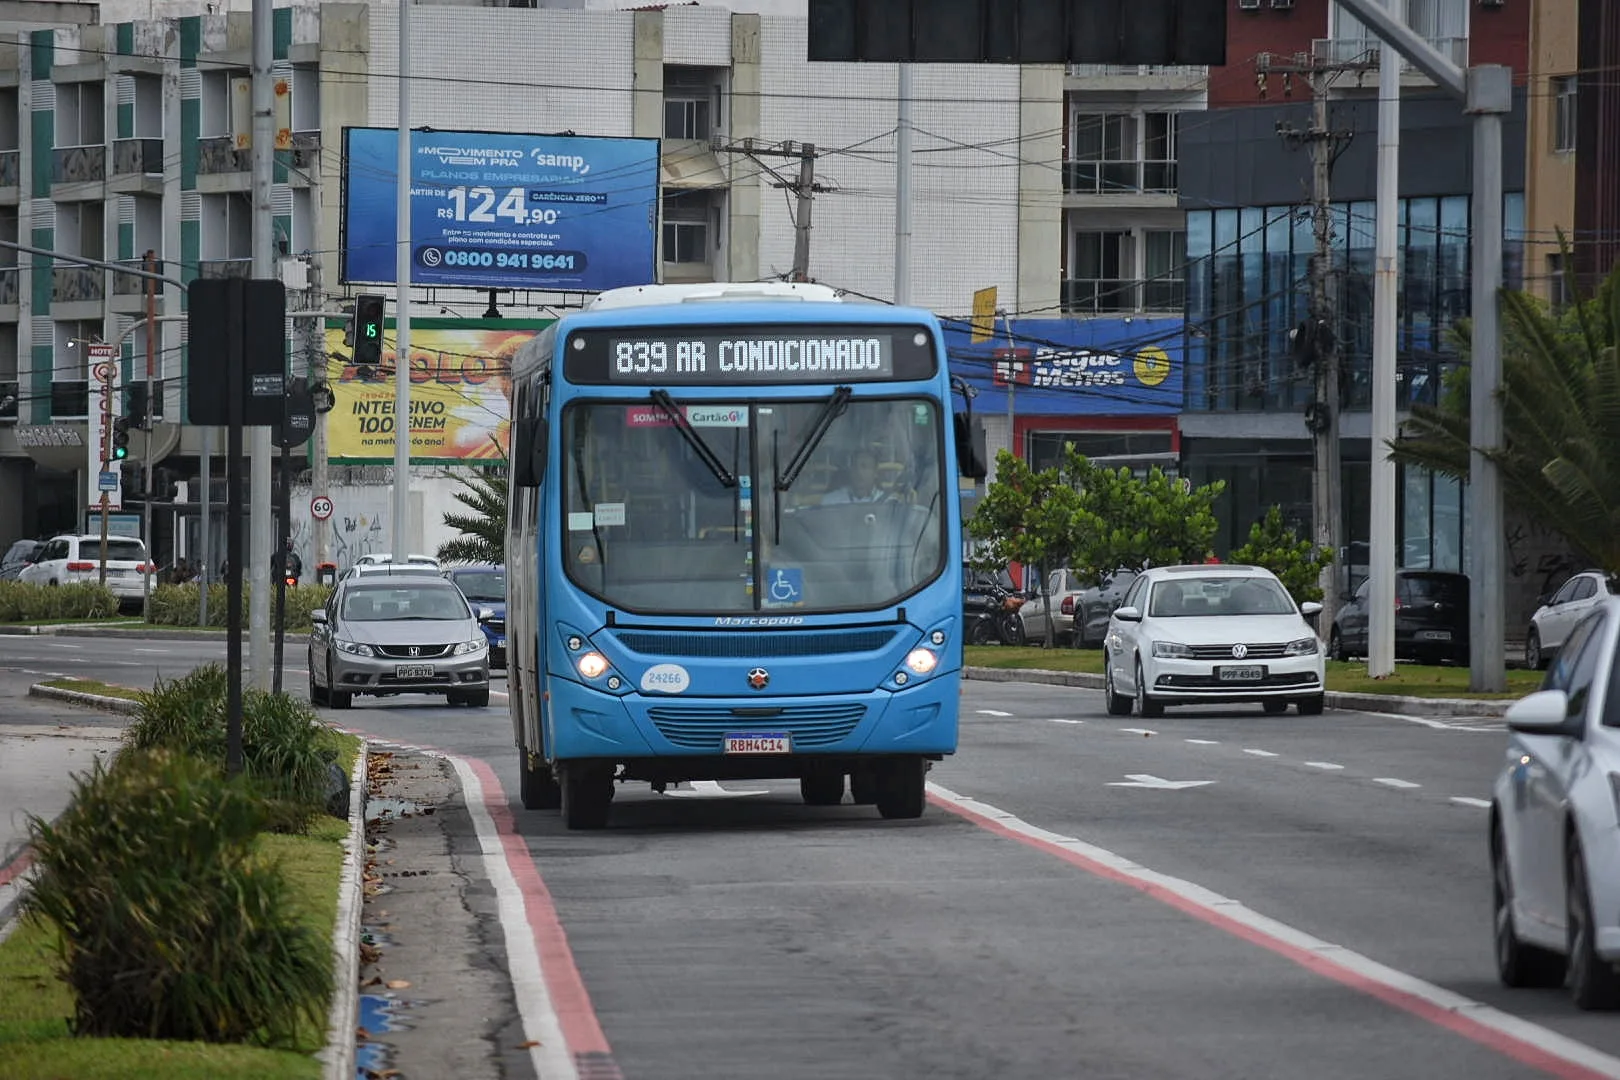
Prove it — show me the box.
[322,320,550,463]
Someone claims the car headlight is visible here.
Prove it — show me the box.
[334,639,374,657]
[1284,636,1320,656]
[1152,640,1192,659]
[453,638,487,655]
[576,651,610,679]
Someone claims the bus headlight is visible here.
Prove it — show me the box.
[576,651,610,679]
[905,648,939,675]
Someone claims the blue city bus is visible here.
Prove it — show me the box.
[505,282,985,829]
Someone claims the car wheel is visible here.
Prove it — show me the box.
[1567,833,1620,1010]
[307,651,327,706]
[1492,822,1564,988]
[1134,659,1164,718]
[1329,628,1347,662]
[1525,628,1545,670]
[466,688,490,708]
[326,661,352,710]
[1103,654,1132,716]
[1296,694,1325,716]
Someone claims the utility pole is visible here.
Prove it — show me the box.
[711,139,830,282]
[895,63,913,306]
[141,251,158,615]
[308,256,330,571]
[1265,49,1369,640]
[248,0,276,690]
[393,0,413,562]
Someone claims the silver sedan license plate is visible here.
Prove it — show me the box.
[395,664,434,679]
[1217,665,1266,682]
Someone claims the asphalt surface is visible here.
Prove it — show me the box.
[3,633,1616,1079]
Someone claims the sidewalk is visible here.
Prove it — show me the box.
[0,725,123,920]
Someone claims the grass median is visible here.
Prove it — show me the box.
[963,644,1544,699]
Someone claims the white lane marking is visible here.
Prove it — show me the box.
[1451,797,1491,808]
[1185,738,1220,745]
[446,756,578,1080]
[1242,749,1279,758]
[49,643,83,649]
[1120,727,1157,736]
[663,780,769,799]
[1305,761,1346,771]
[976,709,1014,717]
[1045,718,1085,725]
[133,648,168,654]
[926,782,1620,1080]
[1108,774,1214,790]
[1374,777,1422,789]
[1355,709,1506,733]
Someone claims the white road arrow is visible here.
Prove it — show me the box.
[1107,774,1215,790]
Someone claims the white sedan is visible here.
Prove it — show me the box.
[1491,597,1620,1010]
[1102,564,1325,717]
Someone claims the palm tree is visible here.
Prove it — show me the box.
[437,467,507,566]
[1390,256,1620,572]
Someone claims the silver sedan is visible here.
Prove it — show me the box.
[1491,595,1620,1009]
[308,577,491,708]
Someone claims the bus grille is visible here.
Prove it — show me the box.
[612,629,898,659]
[647,703,867,750]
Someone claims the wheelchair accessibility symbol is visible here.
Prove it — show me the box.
[766,568,804,606]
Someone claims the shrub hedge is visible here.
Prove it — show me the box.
[145,582,331,630]
[0,581,121,623]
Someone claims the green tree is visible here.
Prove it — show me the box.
[966,451,1082,646]
[1230,504,1334,603]
[1391,255,1620,573]
[1062,449,1225,584]
[437,466,508,566]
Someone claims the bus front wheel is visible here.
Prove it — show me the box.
[519,754,561,811]
[876,757,927,820]
[560,763,615,830]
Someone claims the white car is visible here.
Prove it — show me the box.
[1491,597,1620,1010]
[1102,564,1325,717]
[356,552,440,569]
[17,533,153,608]
[1525,570,1616,669]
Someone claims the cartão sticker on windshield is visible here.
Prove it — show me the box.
[593,502,626,527]
[640,663,691,694]
[567,511,594,531]
[685,405,747,427]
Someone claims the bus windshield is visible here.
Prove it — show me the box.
[561,397,946,614]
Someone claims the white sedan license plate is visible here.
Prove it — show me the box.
[395,664,435,679]
[1217,665,1266,682]
[1417,630,1452,641]
[723,732,792,755]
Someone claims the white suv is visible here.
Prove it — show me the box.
[18,534,153,608]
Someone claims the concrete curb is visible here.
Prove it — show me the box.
[50,626,312,646]
[26,682,142,716]
[961,665,1520,719]
[318,743,368,1080]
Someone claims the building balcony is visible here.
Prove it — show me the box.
[198,258,251,279]
[112,257,164,297]
[1310,36,1468,71]
[111,137,163,176]
[1065,64,1208,90]
[1062,277,1186,315]
[52,144,107,185]
[52,265,103,304]
[198,135,249,175]
[1063,159,1178,196]
[0,150,17,188]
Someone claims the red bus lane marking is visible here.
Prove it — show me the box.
[926,783,1620,1080]
[0,850,31,891]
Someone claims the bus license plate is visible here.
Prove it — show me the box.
[1217,665,1266,682]
[723,732,792,754]
[395,664,434,679]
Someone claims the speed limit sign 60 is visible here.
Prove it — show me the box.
[310,495,334,521]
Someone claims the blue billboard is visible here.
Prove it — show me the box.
[944,316,1184,416]
[341,127,659,292]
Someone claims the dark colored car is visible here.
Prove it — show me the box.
[0,539,42,581]
[446,565,507,669]
[1329,570,1470,664]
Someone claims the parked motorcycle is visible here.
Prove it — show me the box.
[964,572,1028,646]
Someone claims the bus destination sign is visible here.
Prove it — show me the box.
[564,324,938,386]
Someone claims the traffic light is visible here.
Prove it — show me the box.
[111,416,130,461]
[352,293,386,368]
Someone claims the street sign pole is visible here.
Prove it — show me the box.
[96,357,114,588]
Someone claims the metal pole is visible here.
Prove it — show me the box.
[791,141,815,282]
[1002,309,1017,458]
[225,283,246,776]
[393,0,413,559]
[97,362,111,588]
[142,250,157,617]
[198,427,211,627]
[248,0,276,690]
[309,260,330,569]
[1467,66,1512,693]
[894,64,912,306]
[273,434,289,695]
[1367,35,1400,678]
[1309,69,1343,639]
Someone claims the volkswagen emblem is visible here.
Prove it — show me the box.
[408,646,420,657]
[1231,643,1248,659]
[747,667,770,690]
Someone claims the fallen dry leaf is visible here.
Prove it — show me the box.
[517,1039,542,1049]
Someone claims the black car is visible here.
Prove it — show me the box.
[1329,570,1470,664]
[0,539,42,581]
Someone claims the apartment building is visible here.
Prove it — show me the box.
[1524,0,1579,304]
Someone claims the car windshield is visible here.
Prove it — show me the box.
[342,586,470,621]
[561,397,946,614]
[452,571,506,602]
[1148,576,1296,617]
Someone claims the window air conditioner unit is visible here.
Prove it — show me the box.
[1271,0,1294,9]
[1238,0,1262,10]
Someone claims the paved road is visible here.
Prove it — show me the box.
[4,634,1616,1080]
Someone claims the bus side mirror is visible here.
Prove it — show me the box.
[953,413,987,480]
[512,416,548,488]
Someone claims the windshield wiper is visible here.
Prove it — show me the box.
[650,390,737,489]
[775,385,852,491]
